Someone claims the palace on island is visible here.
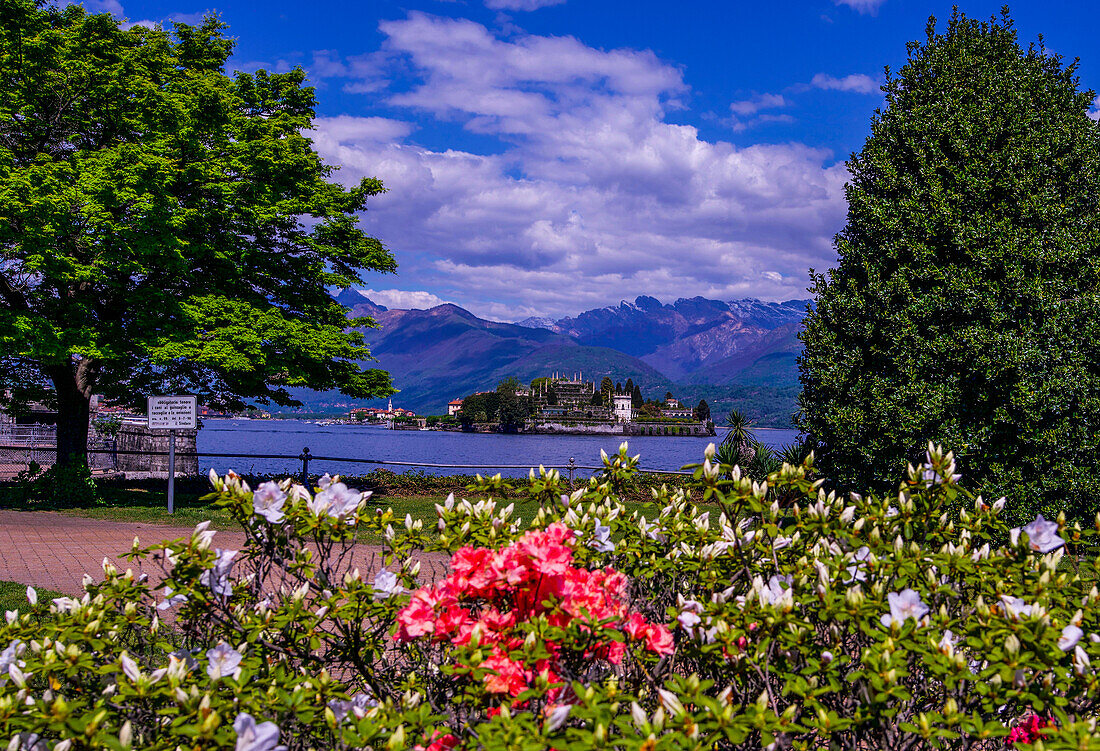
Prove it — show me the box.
[447,372,715,437]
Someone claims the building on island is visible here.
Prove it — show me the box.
[447,399,463,416]
[612,393,633,422]
[662,396,694,419]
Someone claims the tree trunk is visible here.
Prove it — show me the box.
[48,359,97,469]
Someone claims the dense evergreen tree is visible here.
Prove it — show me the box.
[631,384,643,407]
[797,10,1100,522]
[495,377,529,433]
[694,399,711,423]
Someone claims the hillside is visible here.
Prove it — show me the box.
[278,291,808,425]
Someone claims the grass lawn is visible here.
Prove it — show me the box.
[0,580,64,612]
[1,468,681,542]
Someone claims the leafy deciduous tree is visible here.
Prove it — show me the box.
[0,3,396,467]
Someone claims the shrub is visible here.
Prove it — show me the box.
[1,444,1099,748]
[797,10,1100,526]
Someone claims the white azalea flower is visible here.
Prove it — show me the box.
[759,575,793,607]
[1059,625,1084,652]
[1009,514,1065,554]
[677,598,705,632]
[206,641,243,680]
[1000,595,1033,620]
[845,546,870,583]
[120,653,141,682]
[251,482,287,523]
[200,548,237,598]
[544,704,572,732]
[938,630,960,655]
[24,588,35,606]
[0,640,23,678]
[157,586,188,611]
[880,589,929,628]
[328,692,378,723]
[371,570,403,599]
[590,523,615,553]
[317,473,335,490]
[1074,645,1091,676]
[312,482,367,520]
[233,712,286,751]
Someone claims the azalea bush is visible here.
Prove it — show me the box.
[1,443,1100,749]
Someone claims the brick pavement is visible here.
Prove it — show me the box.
[0,510,450,596]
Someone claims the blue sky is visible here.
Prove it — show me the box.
[82,0,1100,320]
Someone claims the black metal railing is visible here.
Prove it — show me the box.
[0,443,694,489]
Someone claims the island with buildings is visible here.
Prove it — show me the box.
[441,374,715,437]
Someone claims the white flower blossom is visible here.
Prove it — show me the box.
[880,589,929,628]
[157,586,188,611]
[120,653,141,682]
[999,595,1033,620]
[759,575,793,607]
[590,523,615,553]
[846,546,870,583]
[371,570,403,599]
[233,712,286,751]
[544,704,572,732]
[0,640,22,679]
[328,693,377,723]
[1074,645,1091,676]
[206,642,243,680]
[1010,515,1065,554]
[192,520,217,551]
[938,630,960,655]
[251,482,287,523]
[311,482,367,520]
[200,549,237,598]
[1059,625,1084,652]
[317,473,335,490]
[24,588,35,606]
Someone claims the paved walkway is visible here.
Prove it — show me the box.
[0,510,449,596]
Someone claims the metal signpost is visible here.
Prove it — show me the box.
[147,395,197,514]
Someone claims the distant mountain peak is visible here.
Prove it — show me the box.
[333,288,387,312]
[516,316,557,331]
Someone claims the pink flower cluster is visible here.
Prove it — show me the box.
[1006,714,1055,746]
[396,523,673,699]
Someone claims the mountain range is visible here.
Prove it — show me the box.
[283,291,811,426]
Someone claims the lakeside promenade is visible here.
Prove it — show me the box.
[0,510,450,596]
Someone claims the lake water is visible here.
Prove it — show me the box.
[196,419,800,479]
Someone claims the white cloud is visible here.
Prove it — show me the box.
[363,289,451,310]
[728,93,790,131]
[1090,95,1100,121]
[484,0,566,10]
[311,15,848,319]
[729,93,787,117]
[811,73,880,94]
[833,0,886,15]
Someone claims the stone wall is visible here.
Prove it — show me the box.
[115,422,199,475]
[530,422,625,435]
[624,422,714,437]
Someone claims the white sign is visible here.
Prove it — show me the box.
[148,395,197,430]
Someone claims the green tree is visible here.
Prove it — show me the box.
[457,391,498,430]
[495,377,528,433]
[546,385,558,407]
[631,384,643,407]
[694,399,710,423]
[797,10,1100,522]
[0,4,396,469]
